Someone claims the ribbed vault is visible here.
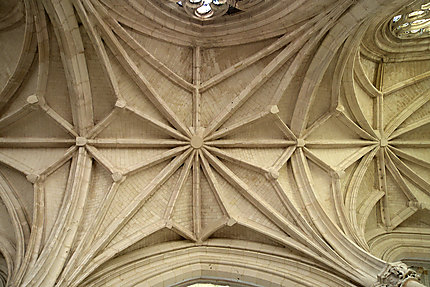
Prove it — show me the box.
[0,0,429,286]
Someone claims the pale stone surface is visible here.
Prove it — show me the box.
[0,0,428,286]
[190,136,203,149]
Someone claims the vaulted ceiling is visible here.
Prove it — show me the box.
[0,0,429,286]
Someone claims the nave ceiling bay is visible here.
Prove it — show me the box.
[0,0,429,286]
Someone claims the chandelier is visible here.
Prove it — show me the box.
[175,0,237,20]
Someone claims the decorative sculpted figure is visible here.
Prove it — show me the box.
[374,262,421,287]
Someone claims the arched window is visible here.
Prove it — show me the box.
[167,0,262,20]
[391,1,430,38]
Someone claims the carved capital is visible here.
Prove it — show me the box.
[374,262,421,287]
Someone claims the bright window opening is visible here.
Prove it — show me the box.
[390,2,430,39]
[173,0,241,20]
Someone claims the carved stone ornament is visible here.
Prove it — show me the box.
[374,262,421,287]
